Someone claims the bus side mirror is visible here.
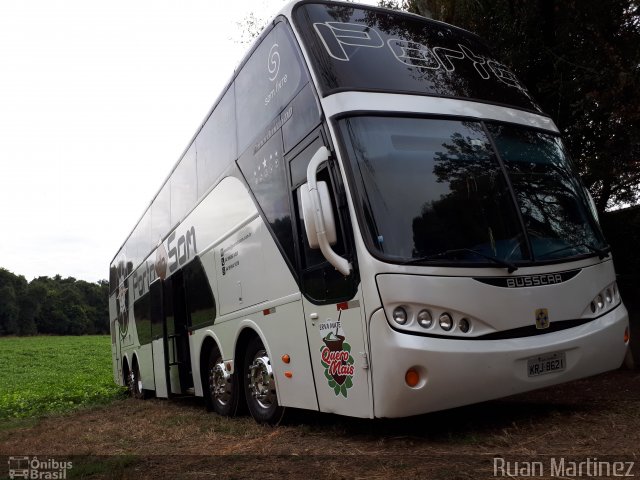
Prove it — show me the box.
[299,146,352,276]
[299,181,337,248]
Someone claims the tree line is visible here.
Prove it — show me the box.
[0,268,109,336]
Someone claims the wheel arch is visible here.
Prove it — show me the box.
[199,334,221,392]
[234,326,263,372]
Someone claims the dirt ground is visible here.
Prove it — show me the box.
[1,369,639,480]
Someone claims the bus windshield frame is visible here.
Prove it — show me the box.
[336,114,607,268]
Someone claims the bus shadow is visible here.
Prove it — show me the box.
[283,388,592,442]
[164,371,634,442]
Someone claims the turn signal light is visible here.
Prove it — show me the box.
[624,327,630,344]
[281,354,291,364]
[405,368,420,387]
[284,371,293,378]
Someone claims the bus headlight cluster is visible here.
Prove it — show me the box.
[589,282,620,314]
[417,310,433,328]
[389,306,473,335]
[458,318,471,333]
[439,313,453,331]
[393,306,408,325]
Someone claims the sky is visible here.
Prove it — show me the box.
[0,0,380,283]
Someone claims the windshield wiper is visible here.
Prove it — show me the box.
[403,248,518,273]
[537,243,611,260]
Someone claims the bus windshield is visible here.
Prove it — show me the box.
[338,116,606,266]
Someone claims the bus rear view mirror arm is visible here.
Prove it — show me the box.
[301,146,352,276]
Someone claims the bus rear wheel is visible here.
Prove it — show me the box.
[243,337,285,425]
[127,361,145,400]
[205,346,239,416]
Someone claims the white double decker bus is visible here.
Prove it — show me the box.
[109,1,630,424]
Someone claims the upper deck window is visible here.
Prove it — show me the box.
[235,21,309,154]
[294,3,541,113]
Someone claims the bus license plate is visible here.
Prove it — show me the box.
[527,352,566,377]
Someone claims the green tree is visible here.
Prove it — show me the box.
[0,285,19,335]
[18,288,39,336]
[0,268,24,335]
[0,268,110,337]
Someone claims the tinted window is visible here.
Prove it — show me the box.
[109,263,117,294]
[184,257,216,328]
[339,116,606,266]
[163,277,174,337]
[110,250,127,294]
[150,280,164,340]
[487,123,606,260]
[171,144,197,225]
[151,183,171,245]
[339,116,523,263]
[196,86,237,197]
[290,135,324,187]
[238,131,296,268]
[128,209,151,269]
[235,21,308,154]
[134,293,152,345]
[282,83,322,152]
[294,4,540,112]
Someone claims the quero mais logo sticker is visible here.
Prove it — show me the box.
[319,319,355,397]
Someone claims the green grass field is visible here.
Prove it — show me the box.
[0,336,125,419]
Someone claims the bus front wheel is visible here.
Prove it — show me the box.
[243,337,285,425]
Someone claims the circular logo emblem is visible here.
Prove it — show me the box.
[268,43,280,82]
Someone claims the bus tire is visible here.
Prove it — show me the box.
[128,360,146,400]
[204,345,239,416]
[243,336,285,425]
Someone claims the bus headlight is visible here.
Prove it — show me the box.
[605,288,613,304]
[383,303,486,337]
[439,313,453,331]
[393,306,408,325]
[417,310,433,329]
[459,318,470,333]
[588,283,620,316]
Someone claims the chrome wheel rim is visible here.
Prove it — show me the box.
[248,349,275,409]
[209,356,232,407]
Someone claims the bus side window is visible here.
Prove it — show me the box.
[290,139,356,304]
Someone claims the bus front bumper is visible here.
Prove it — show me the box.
[369,303,629,418]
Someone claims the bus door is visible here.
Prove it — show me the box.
[301,293,370,416]
[291,139,371,417]
[165,271,194,395]
[150,279,169,398]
